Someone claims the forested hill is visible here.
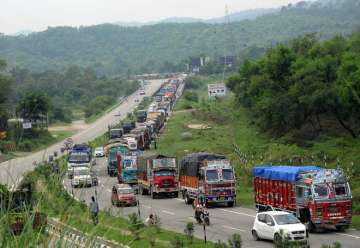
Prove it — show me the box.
[0,0,359,75]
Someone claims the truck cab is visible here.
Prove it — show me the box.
[108,127,123,140]
[120,156,138,186]
[295,169,352,231]
[67,151,92,179]
[137,154,179,198]
[107,144,132,176]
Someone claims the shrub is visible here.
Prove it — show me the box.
[184,222,194,244]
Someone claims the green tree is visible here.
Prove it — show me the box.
[16,92,50,120]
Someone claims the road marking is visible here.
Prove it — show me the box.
[222,225,246,233]
[187,217,194,221]
[101,184,105,187]
[106,189,111,193]
[220,209,255,218]
[162,210,175,216]
[335,232,360,239]
[142,205,151,209]
[175,198,183,202]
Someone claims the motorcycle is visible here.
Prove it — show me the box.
[195,208,210,226]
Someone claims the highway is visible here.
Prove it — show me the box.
[0,79,166,188]
[64,157,360,248]
[2,76,360,247]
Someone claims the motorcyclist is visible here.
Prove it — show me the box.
[195,203,203,222]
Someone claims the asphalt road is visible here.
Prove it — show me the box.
[0,79,166,188]
[64,156,360,248]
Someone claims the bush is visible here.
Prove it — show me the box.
[184,91,199,102]
[184,222,194,244]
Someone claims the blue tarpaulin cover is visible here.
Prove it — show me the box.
[252,166,321,183]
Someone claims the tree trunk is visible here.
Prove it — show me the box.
[332,108,357,138]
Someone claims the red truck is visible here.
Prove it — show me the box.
[137,154,179,198]
[179,153,236,207]
[252,166,352,232]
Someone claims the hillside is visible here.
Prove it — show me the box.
[0,0,359,74]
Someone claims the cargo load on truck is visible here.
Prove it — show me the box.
[136,110,147,123]
[252,165,352,232]
[179,153,236,207]
[108,127,123,141]
[137,154,179,199]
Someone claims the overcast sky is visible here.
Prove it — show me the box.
[0,0,303,34]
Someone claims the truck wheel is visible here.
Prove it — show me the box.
[336,226,346,232]
[173,192,179,198]
[227,201,234,207]
[151,188,157,199]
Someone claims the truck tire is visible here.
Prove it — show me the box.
[150,188,157,199]
[227,201,234,207]
[173,192,179,198]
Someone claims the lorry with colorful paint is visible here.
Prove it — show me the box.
[137,154,179,198]
[252,166,352,232]
[179,153,236,207]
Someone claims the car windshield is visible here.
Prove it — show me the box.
[222,169,234,180]
[118,188,133,194]
[73,169,90,176]
[95,148,103,152]
[154,170,175,176]
[273,214,301,225]
[314,184,329,198]
[69,153,90,163]
[206,170,219,181]
[123,160,135,169]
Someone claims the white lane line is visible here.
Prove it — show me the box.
[106,189,111,193]
[187,217,194,221]
[222,225,246,233]
[175,198,183,202]
[335,233,360,239]
[162,210,175,216]
[142,205,151,209]
[101,184,105,188]
[220,209,255,218]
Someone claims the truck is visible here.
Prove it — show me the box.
[252,166,352,232]
[67,144,94,178]
[107,143,132,176]
[108,127,123,140]
[136,110,147,123]
[179,153,236,207]
[137,154,179,198]
[146,111,165,132]
[119,156,138,186]
[122,121,135,134]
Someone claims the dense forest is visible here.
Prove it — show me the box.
[227,31,360,141]
[0,0,359,74]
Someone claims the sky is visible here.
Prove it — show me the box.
[0,0,303,34]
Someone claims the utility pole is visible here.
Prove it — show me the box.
[203,222,207,244]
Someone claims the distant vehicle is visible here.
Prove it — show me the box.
[71,167,98,188]
[137,154,179,198]
[108,127,123,140]
[111,183,137,206]
[94,147,105,157]
[253,166,352,232]
[252,211,309,247]
[136,110,147,123]
[106,143,132,176]
[134,98,140,102]
[139,90,146,95]
[180,153,236,207]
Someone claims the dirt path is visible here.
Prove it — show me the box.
[48,120,89,132]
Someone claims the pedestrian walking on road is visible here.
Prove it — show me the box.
[89,196,99,225]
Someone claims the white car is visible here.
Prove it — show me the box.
[94,147,105,157]
[252,211,309,247]
[71,167,97,188]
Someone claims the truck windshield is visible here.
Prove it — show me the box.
[314,184,329,198]
[206,170,219,181]
[273,214,300,225]
[123,160,135,169]
[154,170,175,176]
[334,183,348,197]
[222,169,234,180]
[69,153,90,163]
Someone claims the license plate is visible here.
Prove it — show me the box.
[329,207,338,213]
[220,196,225,201]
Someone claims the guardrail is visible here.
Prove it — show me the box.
[46,218,129,248]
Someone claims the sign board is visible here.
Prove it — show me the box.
[22,122,32,129]
[208,83,227,98]
[153,158,176,168]
[206,160,230,168]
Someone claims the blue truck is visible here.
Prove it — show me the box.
[67,143,94,179]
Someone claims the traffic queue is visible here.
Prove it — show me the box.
[64,76,353,247]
